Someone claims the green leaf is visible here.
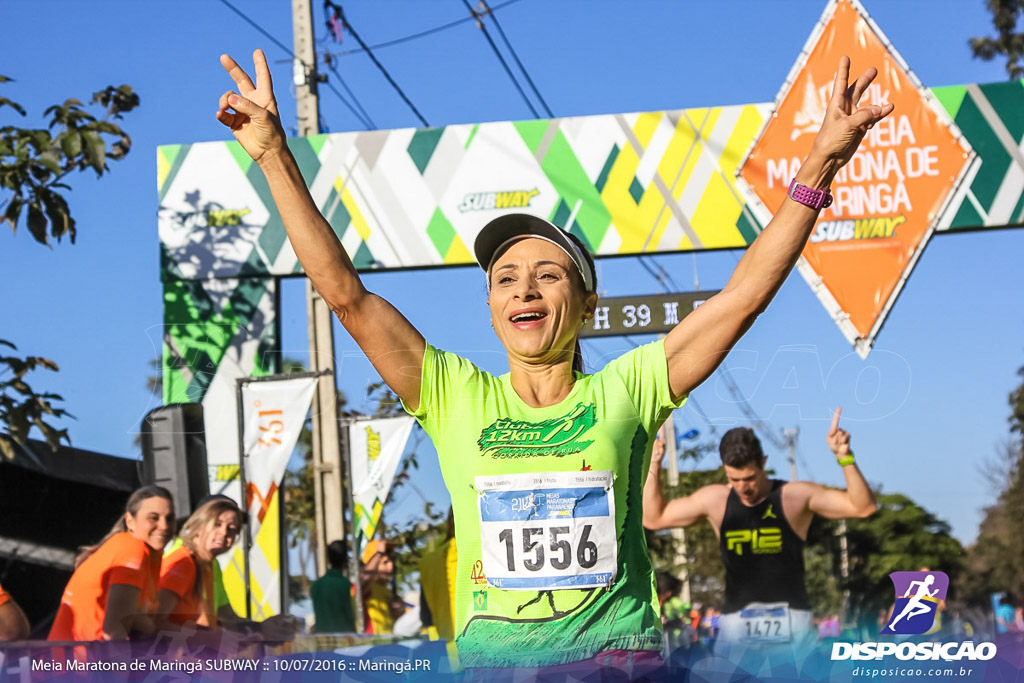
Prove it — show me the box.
[43,190,75,243]
[26,201,47,244]
[3,196,22,231]
[80,130,106,174]
[60,130,82,158]
[91,121,119,135]
[41,191,72,242]
[0,96,26,116]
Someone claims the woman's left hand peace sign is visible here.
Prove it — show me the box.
[810,56,895,174]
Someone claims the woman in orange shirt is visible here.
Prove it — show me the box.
[157,496,242,629]
[0,582,30,640]
[49,486,175,641]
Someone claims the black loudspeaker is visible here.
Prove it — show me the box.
[141,403,210,519]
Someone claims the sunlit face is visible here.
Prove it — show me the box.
[127,496,175,551]
[196,509,241,560]
[723,459,770,507]
[486,238,596,364]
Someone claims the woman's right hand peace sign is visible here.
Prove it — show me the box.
[216,49,286,163]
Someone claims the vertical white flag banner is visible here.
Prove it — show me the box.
[238,376,317,616]
[349,416,416,562]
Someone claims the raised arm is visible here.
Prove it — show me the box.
[217,51,425,409]
[663,58,894,400]
[805,407,877,518]
[0,595,30,641]
[642,431,719,530]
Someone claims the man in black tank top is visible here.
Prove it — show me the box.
[643,407,876,671]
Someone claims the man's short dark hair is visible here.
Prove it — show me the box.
[719,427,766,469]
[327,540,349,569]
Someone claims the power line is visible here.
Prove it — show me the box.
[638,257,666,291]
[460,0,540,118]
[324,78,372,130]
[326,0,524,57]
[686,395,716,433]
[717,362,786,450]
[217,0,298,61]
[476,0,553,118]
[337,6,430,127]
[323,53,376,129]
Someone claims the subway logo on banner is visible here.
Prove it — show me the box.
[725,528,783,555]
[810,215,906,243]
[459,189,539,212]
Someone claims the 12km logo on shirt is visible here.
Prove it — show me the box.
[478,403,596,459]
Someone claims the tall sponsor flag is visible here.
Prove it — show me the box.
[738,0,973,357]
[349,416,416,562]
[236,376,317,617]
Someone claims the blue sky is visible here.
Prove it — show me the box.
[1,0,1021,545]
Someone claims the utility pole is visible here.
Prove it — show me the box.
[291,0,346,587]
[662,414,691,605]
[838,518,850,621]
[783,427,799,481]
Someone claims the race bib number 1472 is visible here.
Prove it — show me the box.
[476,470,617,591]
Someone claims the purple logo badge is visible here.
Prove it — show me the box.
[881,571,949,635]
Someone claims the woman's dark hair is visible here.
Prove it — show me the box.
[563,231,597,376]
[719,428,766,469]
[76,485,175,567]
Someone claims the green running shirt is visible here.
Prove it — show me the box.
[404,339,686,667]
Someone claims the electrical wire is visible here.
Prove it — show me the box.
[460,0,540,118]
[217,0,298,61]
[323,79,372,130]
[338,7,430,127]
[326,0,524,57]
[476,0,553,118]
[323,55,377,129]
[718,362,786,450]
[638,257,667,290]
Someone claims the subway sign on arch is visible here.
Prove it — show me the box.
[738,0,972,356]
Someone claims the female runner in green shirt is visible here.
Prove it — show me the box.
[214,50,890,677]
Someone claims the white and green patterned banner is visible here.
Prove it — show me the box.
[158,105,772,281]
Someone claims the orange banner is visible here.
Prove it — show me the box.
[739,0,970,342]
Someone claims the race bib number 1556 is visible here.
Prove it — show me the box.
[476,470,617,591]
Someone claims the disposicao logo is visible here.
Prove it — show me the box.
[831,569,998,663]
[882,570,948,635]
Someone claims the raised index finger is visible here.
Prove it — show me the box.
[220,53,256,95]
[253,49,274,94]
[831,56,851,104]
[830,407,843,433]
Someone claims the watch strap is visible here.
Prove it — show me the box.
[788,179,833,210]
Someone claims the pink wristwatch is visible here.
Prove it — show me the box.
[788,179,833,210]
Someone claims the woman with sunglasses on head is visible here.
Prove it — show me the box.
[49,486,175,642]
[215,50,891,677]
